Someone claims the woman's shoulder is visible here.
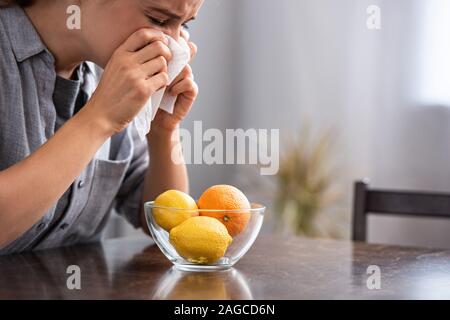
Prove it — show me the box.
[0,5,48,78]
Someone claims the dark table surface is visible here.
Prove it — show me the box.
[1,235,450,299]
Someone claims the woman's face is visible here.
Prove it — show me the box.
[80,0,204,67]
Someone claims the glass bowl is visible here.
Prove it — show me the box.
[144,202,265,272]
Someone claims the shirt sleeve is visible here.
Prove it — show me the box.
[114,125,149,229]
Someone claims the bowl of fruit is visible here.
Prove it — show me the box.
[145,185,265,272]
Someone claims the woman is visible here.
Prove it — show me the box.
[0,0,203,254]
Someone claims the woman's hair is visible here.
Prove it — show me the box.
[0,0,34,7]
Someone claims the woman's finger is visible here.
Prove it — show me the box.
[142,56,168,78]
[169,64,193,88]
[172,93,195,119]
[188,41,197,62]
[135,40,172,64]
[180,29,197,62]
[147,71,170,93]
[121,28,166,52]
[169,77,198,99]
[180,29,190,42]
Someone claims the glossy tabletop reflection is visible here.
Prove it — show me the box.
[1,235,450,299]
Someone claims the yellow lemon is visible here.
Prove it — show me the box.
[169,216,233,264]
[153,190,198,232]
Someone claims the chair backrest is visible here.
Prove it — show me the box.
[352,180,450,242]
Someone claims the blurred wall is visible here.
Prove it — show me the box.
[227,0,450,248]
[184,0,239,197]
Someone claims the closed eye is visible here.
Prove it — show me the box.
[148,16,168,27]
[147,15,195,30]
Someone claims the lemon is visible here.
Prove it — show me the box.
[153,190,199,232]
[169,216,233,264]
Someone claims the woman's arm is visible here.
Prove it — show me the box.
[0,28,171,249]
[144,127,189,198]
[138,128,189,234]
[0,106,112,248]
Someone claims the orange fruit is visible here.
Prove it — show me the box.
[198,185,251,237]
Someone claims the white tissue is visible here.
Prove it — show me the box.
[134,35,191,140]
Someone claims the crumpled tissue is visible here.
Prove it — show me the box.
[134,35,191,140]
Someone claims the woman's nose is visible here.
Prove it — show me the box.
[166,27,181,42]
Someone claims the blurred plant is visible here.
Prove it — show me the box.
[237,122,347,239]
[272,125,343,237]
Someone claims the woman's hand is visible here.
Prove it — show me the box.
[86,28,172,135]
[150,30,199,134]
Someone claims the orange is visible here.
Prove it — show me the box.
[198,185,251,237]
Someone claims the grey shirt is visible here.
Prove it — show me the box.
[49,69,83,231]
[0,5,149,254]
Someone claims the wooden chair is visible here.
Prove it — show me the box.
[352,180,450,242]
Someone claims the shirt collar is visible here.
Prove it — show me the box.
[0,5,54,63]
